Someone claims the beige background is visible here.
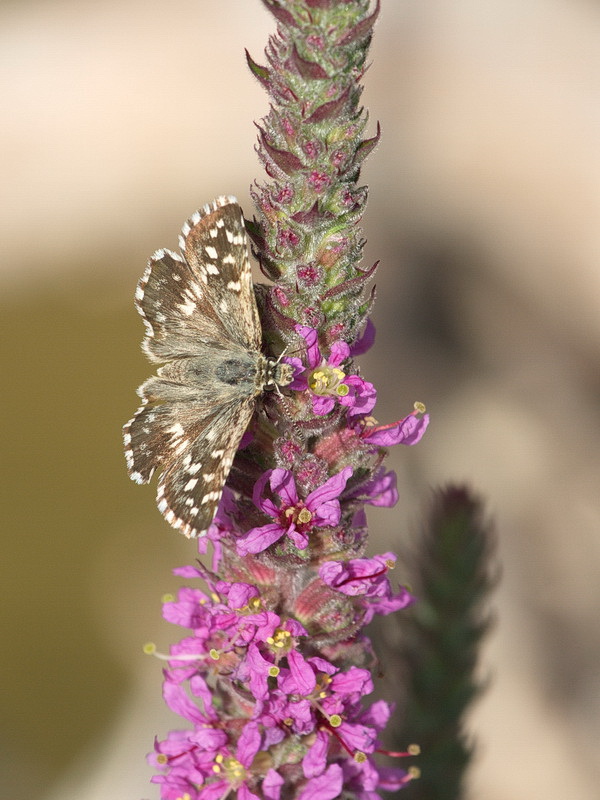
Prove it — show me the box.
[1,1,599,798]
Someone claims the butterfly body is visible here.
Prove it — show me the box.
[123,196,292,539]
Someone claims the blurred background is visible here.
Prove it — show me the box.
[2,1,599,798]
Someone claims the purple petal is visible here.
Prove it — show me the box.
[199,780,229,800]
[342,376,377,418]
[349,318,376,356]
[238,785,261,800]
[288,528,310,550]
[306,656,337,675]
[263,769,285,800]
[189,675,217,718]
[162,682,207,725]
[364,469,398,508]
[172,565,203,579]
[295,324,321,368]
[189,726,227,750]
[306,466,352,509]
[245,642,271,701]
[328,340,350,367]
[297,764,343,800]
[331,665,373,697]
[364,411,429,446]
[376,765,409,791]
[252,469,278,516]
[269,468,298,507]
[227,583,258,610]
[284,357,308,390]
[311,395,335,415]
[285,618,308,637]
[236,522,286,556]
[337,721,376,753]
[302,729,329,778]
[287,648,317,695]
[237,720,262,767]
[312,498,341,527]
[359,699,392,729]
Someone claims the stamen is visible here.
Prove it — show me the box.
[143,642,209,664]
[377,743,420,757]
[297,508,312,524]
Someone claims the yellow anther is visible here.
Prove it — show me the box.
[385,559,395,570]
[297,508,313,524]
[354,751,367,763]
[212,764,221,774]
[215,754,224,764]
[308,366,346,396]
[210,592,220,603]
[335,383,349,397]
[308,369,327,392]
[329,714,342,728]
[209,648,220,660]
[414,401,426,414]
[161,593,175,603]
[156,753,168,765]
[283,717,293,726]
[408,743,420,755]
[143,642,156,655]
[268,666,280,677]
[319,691,327,698]
[408,766,421,779]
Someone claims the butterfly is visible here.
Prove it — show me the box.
[123,196,293,538]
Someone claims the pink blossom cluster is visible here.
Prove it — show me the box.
[150,561,414,800]
[149,324,429,797]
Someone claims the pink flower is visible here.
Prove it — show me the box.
[345,467,399,508]
[287,325,376,418]
[237,466,353,555]
[358,405,430,447]
[319,553,414,624]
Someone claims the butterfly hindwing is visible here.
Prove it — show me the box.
[155,398,256,538]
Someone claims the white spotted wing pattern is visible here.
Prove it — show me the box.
[123,196,292,538]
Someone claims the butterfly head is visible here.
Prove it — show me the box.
[262,356,294,392]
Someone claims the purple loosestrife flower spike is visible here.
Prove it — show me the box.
[144,2,428,797]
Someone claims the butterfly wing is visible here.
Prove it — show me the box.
[124,393,255,538]
[180,196,261,352]
[137,196,261,363]
[125,196,266,537]
[156,397,255,539]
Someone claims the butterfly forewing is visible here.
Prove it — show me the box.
[123,196,280,538]
[136,248,229,363]
[179,196,261,351]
